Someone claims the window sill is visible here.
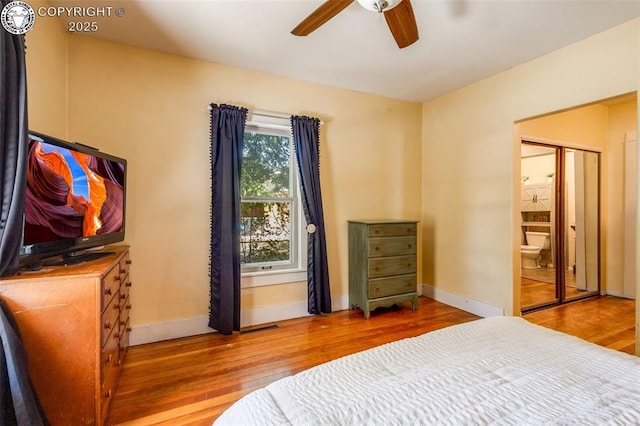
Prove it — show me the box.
[241,269,307,288]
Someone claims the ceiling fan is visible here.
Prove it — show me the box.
[291,0,419,49]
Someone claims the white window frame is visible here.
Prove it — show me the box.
[241,114,307,288]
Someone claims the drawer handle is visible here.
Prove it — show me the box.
[126,326,132,332]
[126,304,132,310]
[126,282,132,288]
[375,247,379,251]
[105,354,112,364]
[120,293,127,300]
[113,303,120,310]
[408,244,412,249]
[104,322,112,330]
[104,390,112,399]
[115,276,121,282]
[119,268,126,274]
[126,259,132,265]
[104,288,112,296]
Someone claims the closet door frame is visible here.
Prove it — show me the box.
[521,139,601,313]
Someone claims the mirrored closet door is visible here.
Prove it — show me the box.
[564,149,600,302]
[520,142,600,312]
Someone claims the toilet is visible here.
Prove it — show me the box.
[521,231,550,269]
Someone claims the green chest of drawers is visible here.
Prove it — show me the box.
[348,220,419,319]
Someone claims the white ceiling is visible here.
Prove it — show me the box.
[50,0,640,102]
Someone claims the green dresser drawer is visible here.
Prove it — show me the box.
[368,274,416,298]
[368,223,416,238]
[368,236,416,258]
[368,255,416,278]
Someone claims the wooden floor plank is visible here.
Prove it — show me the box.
[107,295,635,425]
[523,295,636,354]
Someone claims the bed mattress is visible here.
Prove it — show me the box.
[215,316,640,425]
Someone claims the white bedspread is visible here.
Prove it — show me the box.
[215,316,640,425]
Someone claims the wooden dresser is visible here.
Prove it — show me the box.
[0,246,132,425]
[348,220,418,319]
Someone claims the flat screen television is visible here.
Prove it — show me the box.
[19,131,127,269]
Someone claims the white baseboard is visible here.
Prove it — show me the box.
[241,300,311,327]
[604,290,635,300]
[130,295,351,346]
[421,284,504,317]
[130,286,494,346]
[130,316,212,346]
[240,294,350,327]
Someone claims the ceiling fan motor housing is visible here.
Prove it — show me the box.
[357,0,400,13]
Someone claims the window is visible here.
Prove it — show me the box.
[240,120,305,278]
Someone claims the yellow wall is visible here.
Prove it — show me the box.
[422,19,639,320]
[24,31,422,329]
[25,0,67,136]
[516,99,638,297]
[517,104,609,147]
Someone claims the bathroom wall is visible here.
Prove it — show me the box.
[521,153,555,184]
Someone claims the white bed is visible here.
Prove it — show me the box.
[215,316,640,425]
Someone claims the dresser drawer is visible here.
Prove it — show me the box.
[100,353,120,424]
[368,255,416,278]
[120,271,131,303]
[119,317,131,360]
[368,223,416,238]
[368,274,416,298]
[101,326,119,384]
[119,292,129,317]
[368,236,416,258]
[102,265,121,310]
[119,251,131,277]
[119,295,130,333]
[101,294,120,347]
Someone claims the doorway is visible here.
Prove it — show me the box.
[520,142,601,312]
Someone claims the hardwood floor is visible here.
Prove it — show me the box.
[520,268,590,310]
[523,295,636,354]
[107,296,635,426]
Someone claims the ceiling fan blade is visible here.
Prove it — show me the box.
[292,0,355,36]
[384,0,419,49]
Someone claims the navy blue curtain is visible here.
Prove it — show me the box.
[291,116,331,314]
[0,3,28,278]
[209,104,247,335]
